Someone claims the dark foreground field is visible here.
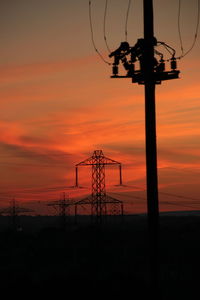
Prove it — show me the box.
[0,212,200,299]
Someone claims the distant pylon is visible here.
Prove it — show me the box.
[75,149,122,187]
[75,150,124,222]
[47,192,74,228]
[11,198,17,230]
[0,198,33,231]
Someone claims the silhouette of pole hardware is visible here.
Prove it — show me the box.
[75,150,123,222]
[109,22,180,84]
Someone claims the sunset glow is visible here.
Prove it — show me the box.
[1,0,200,214]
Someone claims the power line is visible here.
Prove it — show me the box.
[103,0,111,53]
[159,191,200,202]
[125,0,132,41]
[109,191,200,210]
[178,0,184,57]
[157,41,176,59]
[89,0,111,65]
[109,191,145,201]
[109,185,200,203]
[161,200,199,210]
[177,0,200,59]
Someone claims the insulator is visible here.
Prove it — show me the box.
[171,58,177,70]
[130,63,135,73]
[114,56,120,65]
[127,63,135,76]
[160,62,165,72]
[130,53,137,63]
[157,60,165,72]
[123,61,130,70]
[112,64,118,75]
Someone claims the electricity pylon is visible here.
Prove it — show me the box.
[0,198,33,231]
[75,150,123,222]
[47,192,74,228]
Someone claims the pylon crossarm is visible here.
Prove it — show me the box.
[105,194,123,204]
[16,207,33,213]
[75,195,93,205]
[77,162,120,166]
[47,201,61,206]
[47,201,73,207]
[0,207,11,214]
[103,156,121,165]
[0,207,33,214]
[75,156,94,166]
[47,204,59,212]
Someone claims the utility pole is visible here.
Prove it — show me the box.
[144,0,159,221]
[108,0,180,294]
[143,0,159,295]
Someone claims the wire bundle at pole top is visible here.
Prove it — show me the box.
[89,0,200,65]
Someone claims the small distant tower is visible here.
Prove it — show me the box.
[47,192,74,229]
[75,150,124,222]
[11,198,18,230]
[0,198,33,231]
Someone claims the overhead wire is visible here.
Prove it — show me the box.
[109,190,200,210]
[103,0,111,53]
[159,191,200,202]
[125,0,132,41]
[109,191,145,201]
[178,0,184,57]
[157,41,176,56]
[103,0,132,52]
[89,0,199,64]
[89,0,111,65]
[177,0,200,59]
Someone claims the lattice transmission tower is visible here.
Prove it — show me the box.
[75,150,123,221]
[0,198,33,231]
[47,192,74,228]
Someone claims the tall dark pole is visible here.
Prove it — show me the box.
[143,0,159,294]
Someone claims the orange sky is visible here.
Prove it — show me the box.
[0,0,200,215]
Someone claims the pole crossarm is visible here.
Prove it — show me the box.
[108,11,180,85]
